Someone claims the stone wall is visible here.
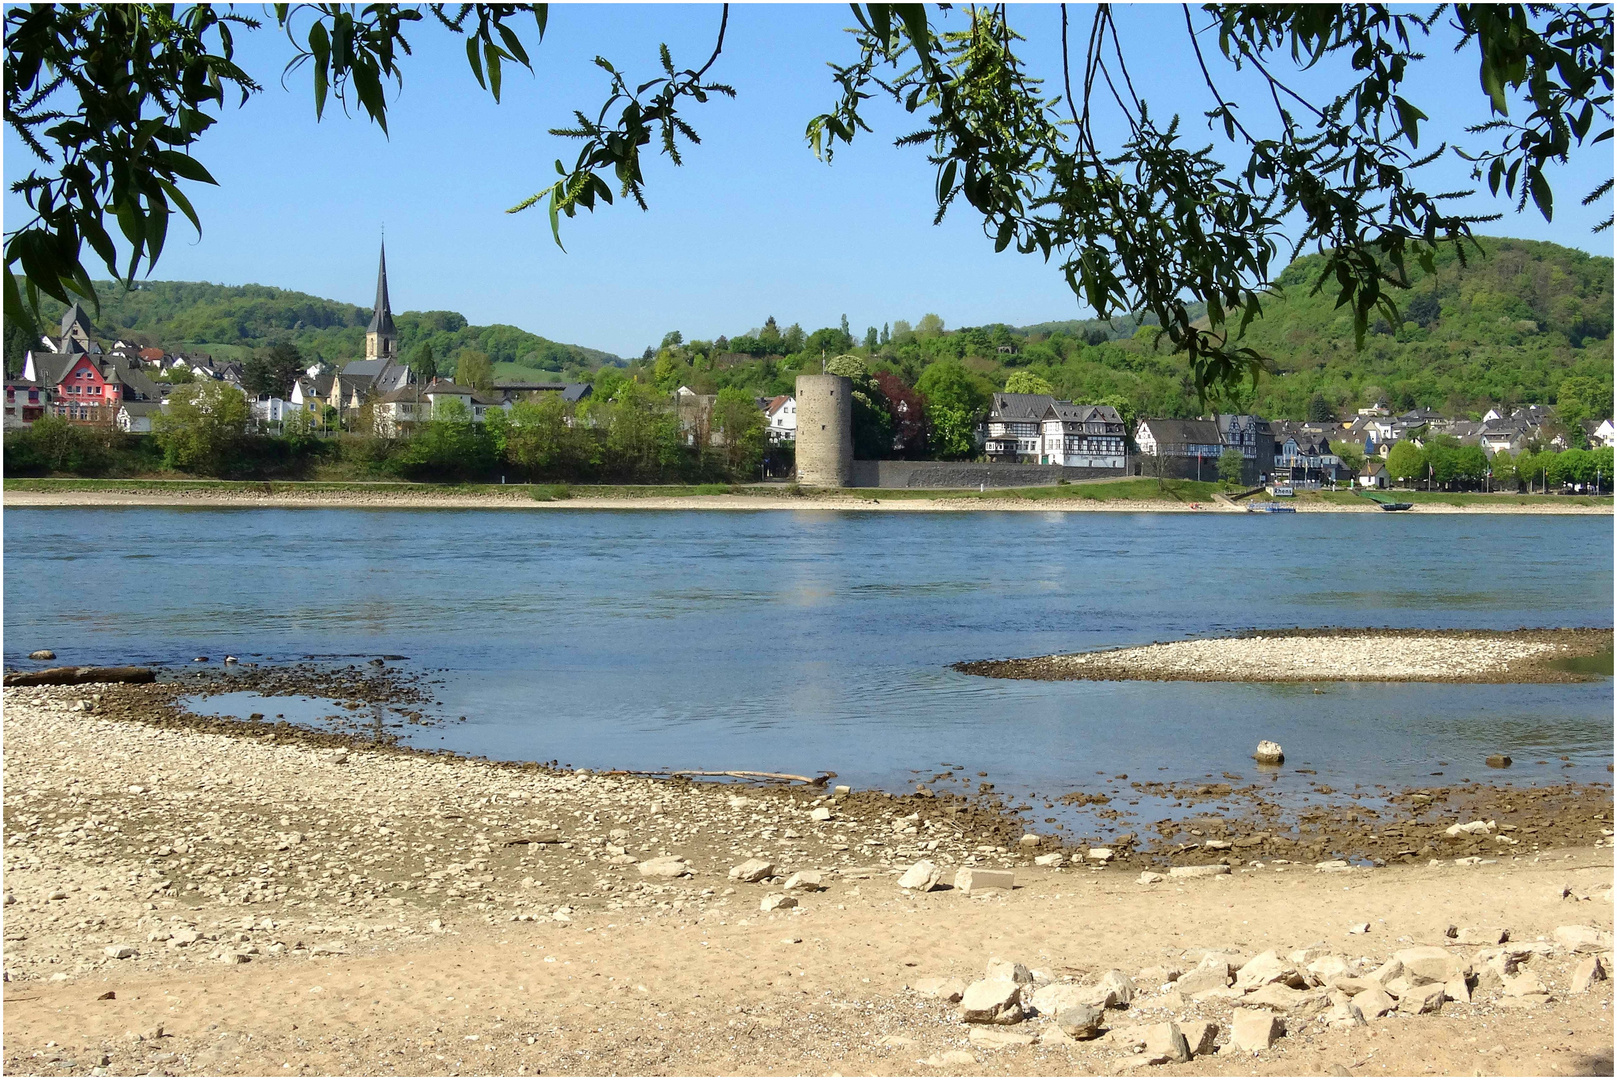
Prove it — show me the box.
[848,460,1128,489]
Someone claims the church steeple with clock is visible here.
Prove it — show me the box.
[365,240,398,364]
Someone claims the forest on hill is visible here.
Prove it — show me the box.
[8,236,1608,430]
[634,237,1612,426]
[11,280,618,377]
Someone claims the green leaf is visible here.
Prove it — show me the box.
[1528,167,1553,220]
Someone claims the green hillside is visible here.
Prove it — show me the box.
[15,280,620,378]
[631,236,1611,425]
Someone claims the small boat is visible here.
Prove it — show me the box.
[1377,501,1414,511]
[1246,502,1297,513]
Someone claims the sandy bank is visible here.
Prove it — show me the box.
[5,487,1611,514]
[959,627,1615,684]
[3,684,1615,1076]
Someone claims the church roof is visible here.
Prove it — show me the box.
[61,301,95,338]
[367,242,396,336]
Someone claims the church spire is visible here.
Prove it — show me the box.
[367,240,395,336]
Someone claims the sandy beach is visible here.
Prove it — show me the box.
[5,486,1612,514]
[4,681,1614,1076]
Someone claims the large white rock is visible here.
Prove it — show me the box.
[1234,950,1303,991]
[897,860,942,891]
[782,870,824,892]
[1351,986,1397,1019]
[1029,982,1088,1016]
[959,978,1024,1024]
[913,976,967,1002]
[759,893,796,912]
[1570,956,1608,993]
[1392,946,1471,986]
[1554,925,1614,954]
[1168,864,1230,879]
[1253,740,1285,764]
[955,868,1014,894]
[637,855,691,878]
[1054,1003,1103,1039]
[1229,1008,1284,1051]
[1142,1022,1191,1062]
[728,858,774,882]
[984,958,1033,986]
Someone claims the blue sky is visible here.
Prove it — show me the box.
[4,4,1612,358]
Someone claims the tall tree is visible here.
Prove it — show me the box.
[7,5,1610,404]
[242,342,304,398]
[409,342,437,381]
[152,380,250,473]
[456,349,494,391]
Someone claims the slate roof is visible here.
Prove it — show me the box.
[988,393,1057,422]
[1045,402,1123,424]
[1137,417,1222,445]
[367,242,396,336]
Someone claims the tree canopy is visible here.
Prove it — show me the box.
[5,3,1611,402]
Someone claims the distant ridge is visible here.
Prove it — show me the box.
[24,279,620,375]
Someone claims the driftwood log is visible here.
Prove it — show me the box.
[604,769,836,786]
[3,666,156,687]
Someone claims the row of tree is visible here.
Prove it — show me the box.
[3,380,771,484]
[1386,437,1613,491]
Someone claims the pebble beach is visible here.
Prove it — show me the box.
[3,680,1615,1076]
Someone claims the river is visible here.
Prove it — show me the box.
[4,507,1611,821]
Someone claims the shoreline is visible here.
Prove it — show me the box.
[3,680,1613,1076]
[959,627,1617,684]
[5,486,1613,514]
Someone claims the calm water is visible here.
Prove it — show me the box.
[4,508,1612,821]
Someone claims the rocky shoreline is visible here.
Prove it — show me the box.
[4,679,1615,1076]
[957,627,1616,684]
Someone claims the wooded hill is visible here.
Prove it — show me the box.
[14,280,619,379]
[11,235,1609,425]
[636,235,1611,424]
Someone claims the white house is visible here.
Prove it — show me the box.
[763,394,796,443]
[1038,402,1126,468]
[1587,418,1615,448]
[372,379,507,436]
[116,400,162,433]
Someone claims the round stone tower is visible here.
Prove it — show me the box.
[794,373,854,487]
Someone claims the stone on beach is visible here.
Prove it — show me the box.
[782,870,823,891]
[809,806,833,821]
[1233,950,1305,991]
[1033,852,1064,867]
[728,858,774,882]
[959,978,1024,1024]
[1141,1022,1191,1063]
[1181,1020,1219,1056]
[1570,956,1607,992]
[1168,864,1230,879]
[1229,1008,1285,1051]
[1136,871,1165,884]
[1485,754,1513,768]
[1253,740,1284,764]
[1552,925,1613,953]
[1398,982,1447,1015]
[28,650,55,660]
[897,860,942,891]
[1053,1003,1103,1039]
[637,855,691,878]
[954,868,1014,894]
[759,893,796,912]
[1172,959,1233,996]
[1351,986,1398,1019]
[985,958,1034,986]
[913,977,966,1003]
[1391,946,1471,986]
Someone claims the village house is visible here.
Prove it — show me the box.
[1133,414,1275,484]
[1358,459,1390,489]
[1271,422,1347,487]
[982,393,1055,461]
[371,379,507,437]
[492,381,592,406]
[4,377,47,429]
[115,401,162,434]
[762,395,796,443]
[1038,402,1127,468]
